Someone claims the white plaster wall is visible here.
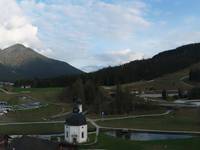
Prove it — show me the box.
[64,124,87,143]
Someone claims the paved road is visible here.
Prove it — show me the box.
[86,110,173,145]
[86,118,99,145]
[180,75,193,88]
[93,110,172,122]
[100,126,200,135]
[87,109,200,139]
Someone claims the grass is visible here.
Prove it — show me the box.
[0,93,23,105]
[0,123,64,135]
[81,133,200,150]
[88,108,166,119]
[21,87,64,103]
[0,87,64,104]
[103,62,200,91]
[0,121,94,135]
[0,87,71,122]
[0,103,66,122]
[97,108,200,132]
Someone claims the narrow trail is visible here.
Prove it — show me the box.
[179,76,194,88]
[93,110,172,122]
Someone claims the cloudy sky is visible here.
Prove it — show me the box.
[0,0,200,72]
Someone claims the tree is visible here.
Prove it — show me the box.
[115,84,123,114]
[93,91,102,114]
[162,89,167,100]
[178,88,183,98]
[188,87,200,99]
[84,80,96,105]
[59,87,73,103]
[71,78,85,103]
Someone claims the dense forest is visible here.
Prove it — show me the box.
[90,43,200,85]
[59,79,158,114]
[15,43,200,87]
[189,68,200,82]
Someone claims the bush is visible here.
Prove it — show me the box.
[188,87,200,99]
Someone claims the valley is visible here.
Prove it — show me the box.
[1,44,200,149]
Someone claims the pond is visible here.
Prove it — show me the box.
[189,102,200,106]
[105,131,195,141]
[174,100,200,107]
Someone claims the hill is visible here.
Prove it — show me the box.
[0,44,83,81]
[90,43,200,86]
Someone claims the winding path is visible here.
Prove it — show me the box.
[86,109,200,144]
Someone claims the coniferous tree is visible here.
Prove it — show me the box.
[162,89,167,100]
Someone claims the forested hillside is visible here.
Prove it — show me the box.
[15,43,200,87]
[90,43,200,85]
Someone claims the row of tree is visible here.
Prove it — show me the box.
[59,79,158,114]
[189,68,200,82]
[15,43,200,87]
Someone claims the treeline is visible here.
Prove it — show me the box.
[89,43,200,85]
[15,43,200,87]
[14,75,82,88]
[60,79,158,114]
[189,68,200,82]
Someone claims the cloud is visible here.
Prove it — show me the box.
[18,0,150,68]
[81,48,144,72]
[81,65,105,72]
[0,0,41,49]
[2,0,199,72]
[97,49,144,65]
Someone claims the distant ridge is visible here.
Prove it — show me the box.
[0,44,83,81]
[90,43,200,85]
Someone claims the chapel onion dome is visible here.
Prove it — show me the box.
[65,107,87,126]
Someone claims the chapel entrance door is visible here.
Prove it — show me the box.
[73,137,77,144]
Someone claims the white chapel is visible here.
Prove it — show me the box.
[64,100,87,144]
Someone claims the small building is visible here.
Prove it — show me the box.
[64,101,87,144]
[21,85,31,89]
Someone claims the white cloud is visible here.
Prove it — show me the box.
[2,0,199,73]
[0,0,41,49]
[96,49,144,66]
[109,49,144,64]
[81,48,144,72]
[18,0,150,68]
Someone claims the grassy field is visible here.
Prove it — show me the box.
[0,104,69,122]
[81,133,200,150]
[97,108,200,131]
[0,87,64,104]
[0,123,64,135]
[13,87,64,103]
[0,87,72,122]
[88,108,166,119]
[0,121,94,135]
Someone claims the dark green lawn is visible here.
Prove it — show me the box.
[82,134,200,150]
[1,104,63,122]
[97,108,200,131]
[0,123,64,135]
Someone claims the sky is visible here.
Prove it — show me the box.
[0,0,200,72]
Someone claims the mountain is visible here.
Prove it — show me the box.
[89,43,200,85]
[0,44,83,81]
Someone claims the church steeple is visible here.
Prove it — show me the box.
[73,97,82,113]
[76,98,82,113]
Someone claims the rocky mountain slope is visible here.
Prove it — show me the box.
[0,44,83,81]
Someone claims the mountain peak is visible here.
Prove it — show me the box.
[10,43,26,48]
[0,44,83,81]
[0,44,45,67]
